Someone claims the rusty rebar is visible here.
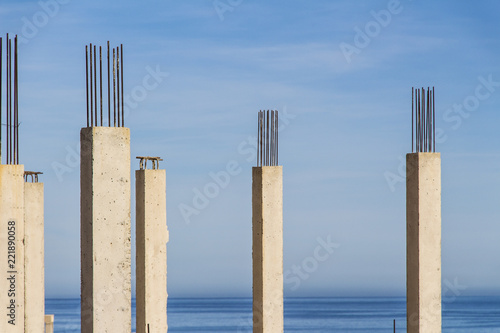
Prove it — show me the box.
[84,42,124,128]
[85,46,89,127]
[121,44,124,127]
[8,37,12,164]
[6,36,9,163]
[100,46,103,126]
[0,37,3,162]
[14,36,18,164]
[113,48,116,127]
[94,45,97,126]
[107,41,110,126]
[117,46,120,127]
[90,43,93,127]
[1,35,20,164]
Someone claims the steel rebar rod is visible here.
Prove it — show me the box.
[433,86,435,152]
[14,36,18,164]
[94,45,97,126]
[260,111,263,166]
[257,111,260,166]
[266,110,269,165]
[6,35,9,163]
[270,110,274,166]
[107,42,110,126]
[117,47,120,127]
[0,37,3,162]
[90,44,93,127]
[276,111,278,165]
[100,46,102,126]
[8,38,12,164]
[411,87,413,153]
[113,48,116,127]
[121,44,124,127]
[85,46,89,127]
[411,87,436,153]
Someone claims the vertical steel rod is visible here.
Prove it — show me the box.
[260,111,263,166]
[121,44,124,127]
[90,44,93,127]
[266,110,269,166]
[117,47,120,127]
[426,88,429,152]
[113,48,116,127]
[100,46,102,126]
[0,37,3,162]
[270,110,274,166]
[85,46,89,127]
[276,111,278,165]
[428,87,432,152]
[94,45,97,126]
[107,41,110,126]
[14,36,18,164]
[13,37,16,164]
[416,88,419,153]
[411,87,413,153]
[257,111,260,166]
[6,36,8,163]
[433,86,435,152]
[422,88,425,151]
[8,38,11,164]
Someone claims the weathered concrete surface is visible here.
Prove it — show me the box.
[252,166,283,333]
[0,164,25,333]
[44,314,54,333]
[24,182,44,333]
[406,153,441,333]
[136,169,169,333]
[80,127,131,333]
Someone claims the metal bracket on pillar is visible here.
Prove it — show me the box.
[24,171,42,183]
[136,156,163,170]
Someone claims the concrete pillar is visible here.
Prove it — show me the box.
[0,164,25,332]
[80,127,131,333]
[24,181,45,332]
[406,153,441,333]
[252,166,283,333]
[44,314,54,333]
[136,168,168,333]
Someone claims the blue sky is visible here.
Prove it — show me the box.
[1,0,500,298]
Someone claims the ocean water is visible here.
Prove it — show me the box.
[45,296,500,332]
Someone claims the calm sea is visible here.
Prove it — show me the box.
[45,296,500,332]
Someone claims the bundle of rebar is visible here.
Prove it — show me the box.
[85,42,124,127]
[257,110,279,166]
[412,87,435,153]
[0,34,20,165]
